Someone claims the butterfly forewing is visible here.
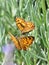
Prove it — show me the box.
[16,17,35,33]
[16,17,26,31]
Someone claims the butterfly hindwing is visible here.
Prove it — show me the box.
[18,36,34,50]
[9,32,34,50]
[9,32,21,50]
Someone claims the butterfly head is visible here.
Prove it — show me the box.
[16,17,25,24]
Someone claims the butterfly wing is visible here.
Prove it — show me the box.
[16,17,26,31]
[16,18,35,33]
[18,36,34,50]
[8,32,21,50]
[9,32,34,50]
[22,22,35,33]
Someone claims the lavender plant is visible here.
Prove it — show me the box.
[0,0,49,65]
[2,43,16,65]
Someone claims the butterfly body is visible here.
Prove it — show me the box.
[16,18,35,33]
[8,17,35,50]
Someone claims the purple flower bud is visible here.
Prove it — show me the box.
[2,43,16,65]
[2,43,15,55]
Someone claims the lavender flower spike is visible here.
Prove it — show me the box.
[2,43,16,65]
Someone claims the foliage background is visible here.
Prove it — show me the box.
[0,0,49,65]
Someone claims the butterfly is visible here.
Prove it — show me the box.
[16,17,35,33]
[9,32,34,50]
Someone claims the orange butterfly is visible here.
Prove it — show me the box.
[9,32,34,50]
[16,17,35,33]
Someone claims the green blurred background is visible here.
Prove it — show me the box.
[0,0,49,65]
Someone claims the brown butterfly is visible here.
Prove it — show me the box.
[9,32,34,50]
[16,17,35,33]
